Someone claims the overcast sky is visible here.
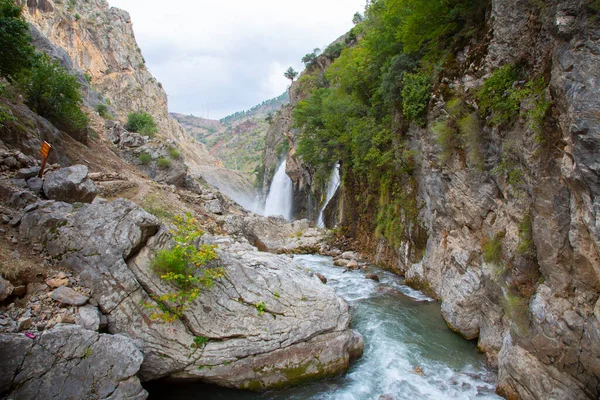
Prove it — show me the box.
[107,0,367,120]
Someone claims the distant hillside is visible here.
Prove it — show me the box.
[219,92,289,125]
[172,92,289,183]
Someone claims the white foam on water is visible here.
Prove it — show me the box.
[292,254,502,400]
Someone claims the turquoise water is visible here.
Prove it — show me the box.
[146,254,501,400]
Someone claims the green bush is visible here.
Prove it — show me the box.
[433,119,456,164]
[95,103,114,119]
[125,112,158,137]
[0,0,35,80]
[432,98,483,169]
[157,157,171,168]
[192,335,209,348]
[517,213,534,256]
[145,213,222,322]
[483,232,505,264]
[18,54,89,135]
[458,113,484,170]
[402,72,431,125]
[476,64,523,126]
[168,147,181,159]
[255,301,267,315]
[138,152,152,165]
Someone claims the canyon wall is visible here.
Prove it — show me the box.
[266,1,600,398]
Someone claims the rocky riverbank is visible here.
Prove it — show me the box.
[0,150,363,398]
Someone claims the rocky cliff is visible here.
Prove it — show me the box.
[267,1,600,398]
[0,1,365,398]
[20,0,264,210]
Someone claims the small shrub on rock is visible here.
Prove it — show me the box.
[157,157,171,168]
[144,213,223,322]
[138,152,152,165]
[125,111,158,137]
[168,147,181,159]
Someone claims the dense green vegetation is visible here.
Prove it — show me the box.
[0,0,34,79]
[144,214,223,322]
[0,0,89,135]
[125,111,158,137]
[18,54,89,134]
[292,0,488,246]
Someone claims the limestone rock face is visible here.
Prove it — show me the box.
[43,165,98,203]
[21,0,222,170]
[0,324,146,400]
[274,0,600,398]
[18,198,363,390]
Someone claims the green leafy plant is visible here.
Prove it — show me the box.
[138,152,152,165]
[168,147,181,159]
[18,54,89,135]
[476,64,523,126]
[157,157,171,168]
[255,301,266,315]
[125,112,158,137]
[483,232,505,265]
[273,290,279,299]
[95,103,114,119]
[401,72,431,125]
[517,212,534,256]
[144,213,223,322]
[0,0,35,80]
[191,335,209,348]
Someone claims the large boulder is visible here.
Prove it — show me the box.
[43,165,98,203]
[0,325,146,399]
[18,199,364,390]
[224,215,325,254]
[0,276,14,302]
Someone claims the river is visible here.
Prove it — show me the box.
[146,254,501,400]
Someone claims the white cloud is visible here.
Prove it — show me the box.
[108,0,366,119]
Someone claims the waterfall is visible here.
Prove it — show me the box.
[316,162,340,228]
[264,160,293,220]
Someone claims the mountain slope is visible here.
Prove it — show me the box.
[172,92,288,183]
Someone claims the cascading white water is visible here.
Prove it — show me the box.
[316,162,340,228]
[264,160,293,220]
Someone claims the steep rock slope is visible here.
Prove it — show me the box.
[20,0,261,209]
[266,0,600,398]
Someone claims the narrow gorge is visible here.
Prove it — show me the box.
[0,0,598,400]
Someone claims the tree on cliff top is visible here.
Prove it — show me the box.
[284,67,298,82]
[0,0,35,80]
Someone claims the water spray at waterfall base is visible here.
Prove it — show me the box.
[317,162,340,228]
[264,160,293,220]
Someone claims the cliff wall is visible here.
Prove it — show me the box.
[268,0,600,398]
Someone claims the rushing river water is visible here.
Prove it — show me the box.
[146,254,501,400]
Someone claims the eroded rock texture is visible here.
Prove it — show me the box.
[0,325,146,400]
[18,198,363,390]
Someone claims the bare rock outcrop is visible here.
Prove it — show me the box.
[0,324,146,400]
[224,214,326,254]
[43,165,98,203]
[17,198,363,390]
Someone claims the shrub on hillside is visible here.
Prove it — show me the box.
[157,157,171,168]
[138,152,152,165]
[18,54,89,135]
[0,0,35,80]
[125,112,158,137]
